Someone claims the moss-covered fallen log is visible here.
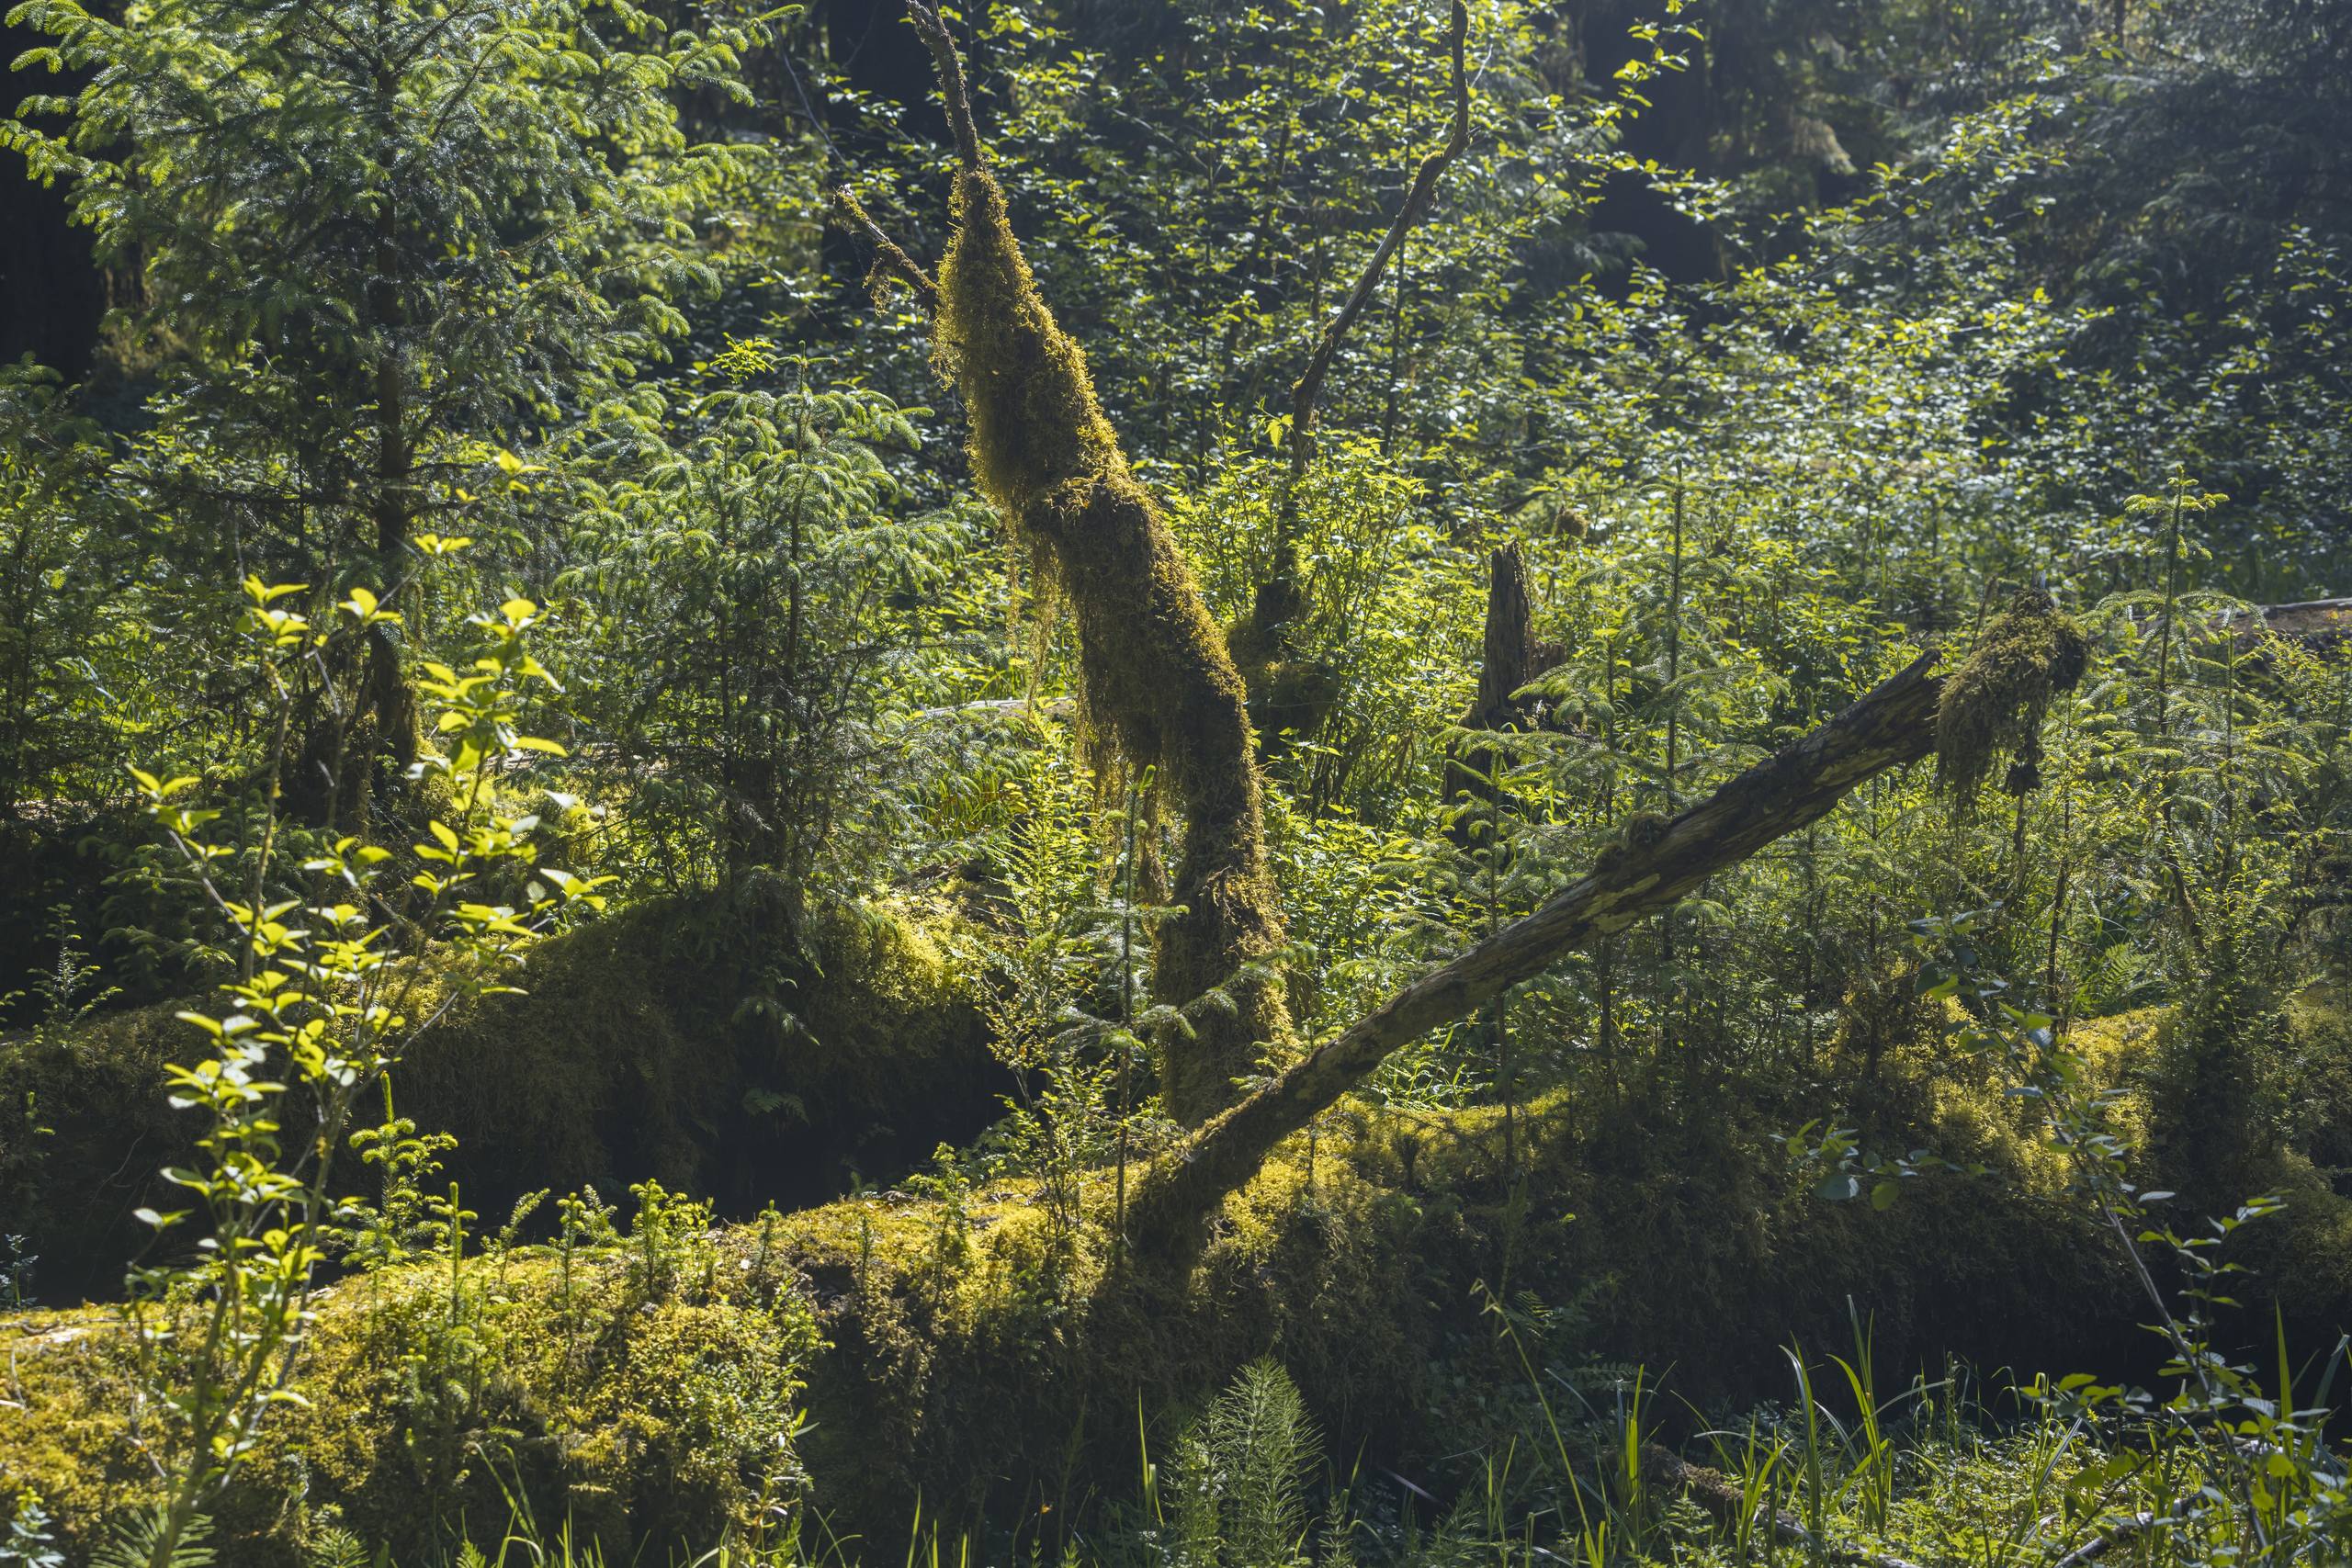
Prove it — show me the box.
[8,980,2350,1562]
[0,1081,2136,1562]
[1131,592,2093,1249]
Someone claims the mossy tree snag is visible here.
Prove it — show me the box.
[1130,621,2094,1252]
[1229,0,1471,744]
[838,0,1290,1125]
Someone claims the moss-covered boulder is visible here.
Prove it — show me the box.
[0,1219,824,1565]
[0,890,1005,1299]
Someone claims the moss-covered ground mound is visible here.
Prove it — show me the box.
[0,890,1004,1299]
[9,987,2350,1562]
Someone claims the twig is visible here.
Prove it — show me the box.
[2051,1516,2150,1568]
[1285,0,1471,482]
[829,186,942,314]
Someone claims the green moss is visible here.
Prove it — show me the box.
[16,986,2347,1561]
[1223,596,1340,751]
[1935,588,2092,797]
[769,1068,2138,1541]
[0,1239,823,1564]
[0,891,999,1297]
[0,1001,195,1297]
[3,1044,2326,1564]
[931,167,1290,1123]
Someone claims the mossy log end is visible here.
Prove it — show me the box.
[1130,651,1951,1250]
[1934,587,2089,798]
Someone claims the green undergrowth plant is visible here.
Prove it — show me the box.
[953,747,1180,1266]
[110,575,608,1565]
[1922,940,2352,1562]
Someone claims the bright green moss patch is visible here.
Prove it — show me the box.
[1,1228,823,1565]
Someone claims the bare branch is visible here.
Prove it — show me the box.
[903,0,985,173]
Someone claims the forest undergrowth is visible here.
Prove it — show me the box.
[4,0,2352,1561]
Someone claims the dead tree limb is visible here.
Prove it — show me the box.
[829,187,940,312]
[1232,0,1473,734]
[1125,591,2097,1251]
[1130,649,1950,1247]
[2245,597,2352,649]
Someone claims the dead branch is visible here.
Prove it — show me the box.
[1285,0,1472,482]
[2245,597,2352,649]
[829,186,941,313]
[1130,649,1951,1248]
[1237,0,1475,727]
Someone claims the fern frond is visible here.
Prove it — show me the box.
[90,1507,215,1568]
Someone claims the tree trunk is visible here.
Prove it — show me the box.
[876,3,1292,1124]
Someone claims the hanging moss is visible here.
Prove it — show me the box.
[932,166,1291,1123]
[1224,607,1340,756]
[1934,588,2091,798]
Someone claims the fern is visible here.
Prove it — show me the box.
[89,1507,215,1568]
[1166,1359,1319,1568]
[303,1526,370,1568]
